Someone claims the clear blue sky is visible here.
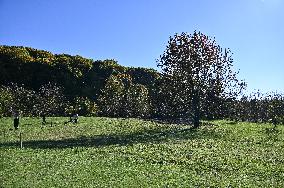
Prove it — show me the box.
[0,0,283,94]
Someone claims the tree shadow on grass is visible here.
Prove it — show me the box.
[0,126,222,149]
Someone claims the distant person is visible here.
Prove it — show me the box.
[72,113,79,124]
[64,113,79,125]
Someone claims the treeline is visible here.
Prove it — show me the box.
[0,45,158,100]
[227,92,284,125]
[0,45,283,125]
[0,82,97,117]
[0,45,159,117]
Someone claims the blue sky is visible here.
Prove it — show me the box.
[0,0,283,93]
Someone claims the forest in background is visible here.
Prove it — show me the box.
[0,44,283,125]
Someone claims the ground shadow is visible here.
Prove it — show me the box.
[263,127,280,142]
[146,118,217,128]
[146,118,193,125]
[0,125,222,149]
[226,121,239,125]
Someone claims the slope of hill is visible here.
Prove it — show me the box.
[0,45,159,100]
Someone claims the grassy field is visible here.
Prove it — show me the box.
[0,117,283,187]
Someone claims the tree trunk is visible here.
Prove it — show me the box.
[192,92,200,128]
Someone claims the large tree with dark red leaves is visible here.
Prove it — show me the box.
[157,31,246,127]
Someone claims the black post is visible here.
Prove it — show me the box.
[20,132,23,149]
[42,114,46,124]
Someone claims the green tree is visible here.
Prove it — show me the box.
[126,84,150,118]
[0,86,13,117]
[0,83,37,116]
[66,96,98,116]
[157,31,246,128]
[35,83,66,121]
[98,74,125,117]
[266,92,284,127]
[98,74,151,118]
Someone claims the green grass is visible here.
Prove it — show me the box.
[0,117,283,187]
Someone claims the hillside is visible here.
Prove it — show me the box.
[0,45,159,100]
[1,117,283,187]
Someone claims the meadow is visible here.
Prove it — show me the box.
[0,117,283,187]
